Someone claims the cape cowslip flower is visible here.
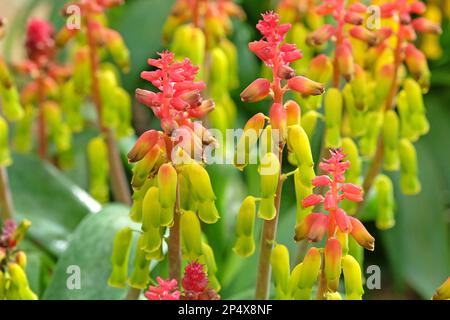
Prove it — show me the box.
[144,277,181,300]
[0,219,16,248]
[295,149,375,251]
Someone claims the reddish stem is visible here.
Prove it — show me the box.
[0,167,14,220]
[36,75,48,160]
[255,44,285,300]
[85,17,131,205]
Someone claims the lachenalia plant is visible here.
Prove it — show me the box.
[232,12,324,300]
[163,0,245,133]
[55,0,133,204]
[109,51,220,300]
[15,19,75,168]
[301,0,441,230]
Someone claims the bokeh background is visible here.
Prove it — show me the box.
[1,0,449,299]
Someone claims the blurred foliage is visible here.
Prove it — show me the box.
[0,0,448,299]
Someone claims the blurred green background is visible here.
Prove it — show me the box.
[1,0,449,299]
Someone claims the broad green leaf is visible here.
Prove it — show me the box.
[43,204,140,300]
[8,154,101,257]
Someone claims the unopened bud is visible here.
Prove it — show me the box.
[336,42,354,81]
[157,163,177,209]
[128,234,150,289]
[349,26,377,45]
[240,78,271,103]
[375,174,395,230]
[108,227,133,288]
[142,187,161,230]
[349,216,375,251]
[269,103,287,141]
[198,200,220,224]
[287,125,314,167]
[382,110,400,170]
[399,138,421,194]
[287,76,325,96]
[306,24,335,46]
[412,17,442,34]
[285,100,301,126]
[181,211,203,259]
[298,247,321,289]
[342,255,364,300]
[271,244,290,297]
[324,88,343,148]
[324,238,342,292]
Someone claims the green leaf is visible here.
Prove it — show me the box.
[8,154,101,257]
[43,204,139,300]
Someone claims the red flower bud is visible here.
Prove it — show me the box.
[301,194,324,208]
[324,237,342,291]
[287,76,325,96]
[335,208,352,233]
[412,18,442,34]
[341,183,363,194]
[277,65,296,80]
[324,191,337,211]
[294,213,328,242]
[409,1,426,14]
[307,24,335,46]
[248,40,274,62]
[240,78,271,102]
[405,43,428,80]
[349,216,375,251]
[349,26,377,46]
[336,41,354,81]
[344,12,364,25]
[269,102,287,140]
[187,100,215,118]
[128,130,160,163]
[312,175,332,187]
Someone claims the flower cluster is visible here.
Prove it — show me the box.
[14,19,74,165]
[53,0,133,203]
[233,12,325,300]
[295,149,375,252]
[0,219,37,300]
[109,51,220,295]
[145,261,219,300]
[164,0,245,132]
[136,51,212,134]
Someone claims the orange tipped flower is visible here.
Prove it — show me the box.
[285,100,301,126]
[287,76,324,96]
[240,78,271,102]
[269,103,287,140]
[349,26,377,46]
[294,213,329,242]
[349,216,375,251]
[128,130,160,163]
[306,24,335,46]
[324,237,342,292]
[336,41,354,81]
[412,17,442,34]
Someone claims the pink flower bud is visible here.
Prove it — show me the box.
[277,65,296,80]
[324,191,337,211]
[312,175,332,187]
[269,102,287,140]
[187,100,215,118]
[348,3,367,13]
[344,12,364,25]
[128,130,160,163]
[248,40,274,62]
[306,24,335,46]
[343,192,363,202]
[301,194,324,208]
[375,27,393,44]
[412,18,442,34]
[287,76,325,96]
[349,26,377,46]
[405,43,428,79]
[294,213,328,242]
[335,208,352,233]
[409,1,426,14]
[336,41,354,81]
[349,216,375,251]
[400,24,417,42]
[240,78,271,102]
[341,183,363,194]
[135,88,159,107]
